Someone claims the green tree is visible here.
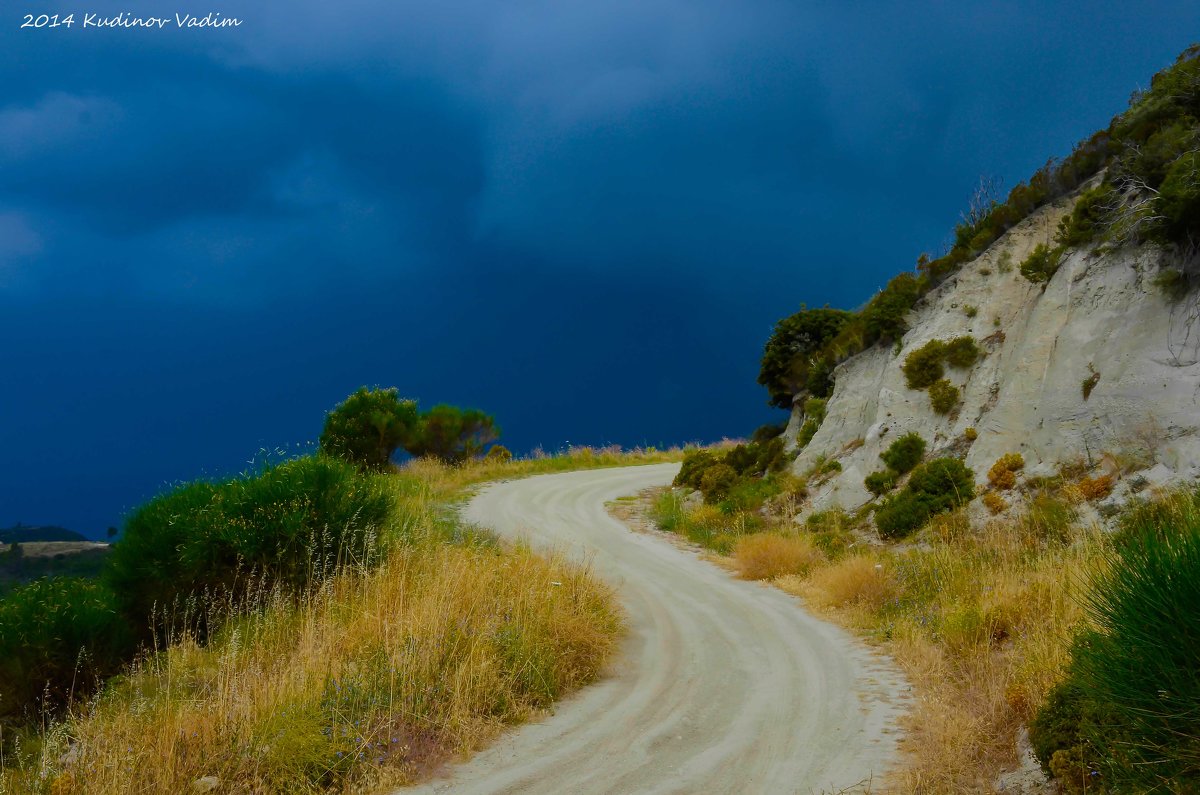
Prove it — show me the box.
[319,387,420,472]
[408,404,500,464]
[758,307,852,408]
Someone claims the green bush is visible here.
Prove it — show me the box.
[928,379,960,415]
[675,449,719,489]
[943,336,981,368]
[1028,674,1116,792]
[861,272,922,342]
[758,307,853,408]
[796,419,820,448]
[751,423,786,443]
[1055,184,1114,248]
[803,397,828,425]
[104,456,394,630]
[864,470,898,497]
[1151,151,1200,245]
[880,432,926,474]
[1066,494,1200,791]
[1020,243,1066,284]
[319,387,420,472]
[408,404,500,464]
[0,578,135,720]
[698,464,739,505]
[874,457,975,539]
[903,340,947,389]
[484,444,513,462]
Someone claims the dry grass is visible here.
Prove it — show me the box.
[733,533,823,580]
[1,457,636,795]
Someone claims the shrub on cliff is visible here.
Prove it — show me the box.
[880,432,926,474]
[928,379,960,415]
[874,457,975,538]
[1020,243,1065,284]
[903,340,947,389]
[758,307,853,408]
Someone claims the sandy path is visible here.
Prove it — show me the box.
[404,464,907,795]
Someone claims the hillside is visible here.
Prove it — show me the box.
[787,186,1199,519]
[0,524,87,544]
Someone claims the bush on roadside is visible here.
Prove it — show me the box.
[734,534,823,580]
[104,456,394,632]
[0,578,136,720]
[698,464,739,505]
[1033,489,1200,791]
[407,404,501,464]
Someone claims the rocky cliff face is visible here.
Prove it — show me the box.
[787,188,1200,518]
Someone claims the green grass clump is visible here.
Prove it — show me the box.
[1032,488,1200,792]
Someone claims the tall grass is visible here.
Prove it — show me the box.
[1,455,633,794]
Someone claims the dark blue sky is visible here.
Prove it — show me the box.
[2,2,1197,537]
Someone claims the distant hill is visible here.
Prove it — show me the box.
[0,524,88,544]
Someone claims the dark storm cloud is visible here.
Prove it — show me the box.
[2,0,1199,534]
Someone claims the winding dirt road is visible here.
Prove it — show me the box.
[406,464,907,795]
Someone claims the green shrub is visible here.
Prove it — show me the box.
[880,432,926,474]
[1020,243,1066,284]
[803,397,828,425]
[0,578,136,720]
[751,423,786,443]
[408,404,500,464]
[928,379,960,415]
[675,449,719,489]
[1153,267,1193,301]
[698,464,739,505]
[875,457,975,539]
[903,340,947,389]
[1151,150,1200,245]
[484,444,513,462]
[1028,674,1115,791]
[1055,184,1115,248]
[943,336,981,368]
[758,307,853,408]
[104,456,394,631]
[794,420,817,449]
[864,470,898,497]
[861,272,922,342]
[319,387,420,472]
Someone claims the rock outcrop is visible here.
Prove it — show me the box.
[787,190,1200,517]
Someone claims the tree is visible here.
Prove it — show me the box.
[319,387,420,472]
[407,404,500,464]
[758,307,852,409]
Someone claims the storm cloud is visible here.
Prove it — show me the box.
[2,0,1197,534]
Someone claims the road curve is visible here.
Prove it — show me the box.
[405,464,908,795]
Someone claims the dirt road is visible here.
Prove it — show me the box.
[406,464,907,794]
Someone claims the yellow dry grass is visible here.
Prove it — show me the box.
[733,533,823,581]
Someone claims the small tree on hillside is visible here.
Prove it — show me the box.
[407,404,500,464]
[319,387,420,472]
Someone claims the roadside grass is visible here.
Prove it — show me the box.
[0,452,647,795]
[648,482,1119,792]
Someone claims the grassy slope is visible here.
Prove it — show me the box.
[1,447,679,795]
